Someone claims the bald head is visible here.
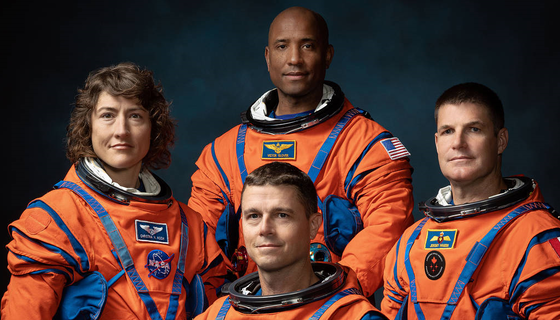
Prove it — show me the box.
[268,7,330,49]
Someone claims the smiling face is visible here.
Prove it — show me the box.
[91,91,151,184]
[435,102,508,188]
[241,184,321,273]
[265,8,333,103]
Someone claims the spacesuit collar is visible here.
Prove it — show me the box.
[241,81,345,134]
[249,84,335,122]
[76,158,173,204]
[83,157,162,196]
[227,262,346,314]
[420,176,534,222]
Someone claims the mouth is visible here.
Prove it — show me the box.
[111,143,133,149]
[449,156,473,161]
[283,71,308,80]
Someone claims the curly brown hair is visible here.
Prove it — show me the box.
[66,62,175,170]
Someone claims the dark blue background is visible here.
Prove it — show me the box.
[2,0,559,304]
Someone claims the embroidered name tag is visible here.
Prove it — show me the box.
[425,229,457,249]
[135,220,169,244]
[261,140,296,160]
[380,137,410,160]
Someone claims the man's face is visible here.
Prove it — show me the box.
[265,10,333,101]
[435,102,507,187]
[242,184,321,273]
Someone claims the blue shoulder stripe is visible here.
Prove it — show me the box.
[510,266,560,307]
[9,227,87,278]
[25,200,90,272]
[393,236,404,291]
[211,141,231,193]
[509,228,560,299]
[387,292,404,304]
[30,268,72,283]
[523,302,545,318]
[344,131,393,199]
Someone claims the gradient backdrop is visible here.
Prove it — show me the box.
[2,0,559,304]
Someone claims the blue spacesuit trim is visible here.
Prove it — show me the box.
[56,180,190,320]
[211,141,231,193]
[26,200,90,273]
[404,202,547,320]
[308,287,361,320]
[509,266,560,307]
[216,298,232,320]
[236,124,249,184]
[307,108,361,184]
[523,302,545,318]
[403,217,429,320]
[387,294,404,304]
[344,131,393,200]
[30,268,72,283]
[508,228,560,298]
[393,237,404,291]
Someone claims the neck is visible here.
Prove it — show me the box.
[450,172,507,205]
[102,162,142,189]
[258,261,319,296]
[275,87,323,116]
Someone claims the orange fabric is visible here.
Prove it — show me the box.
[382,180,560,319]
[195,267,380,319]
[189,98,414,297]
[2,166,210,320]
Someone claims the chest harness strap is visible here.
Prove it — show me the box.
[402,202,550,320]
[55,180,189,320]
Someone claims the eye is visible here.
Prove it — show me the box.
[248,213,260,220]
[470,127,481,132]
[276,44,287,50]
[100,113,113,119]
[130,113,142,119]
[302,43,313,49]
[440,128,453,135]
[278,212,288,218]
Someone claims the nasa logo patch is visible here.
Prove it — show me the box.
[145,250,174,279]
[425,251,445,280]
[262,140,296,160]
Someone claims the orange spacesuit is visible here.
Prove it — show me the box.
[2,161,219,320]
[195,263,386,320]
[189,82,414,297]
[382,177,560,319]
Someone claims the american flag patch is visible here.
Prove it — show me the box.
[550,237,560,258]
[380,137,411,160]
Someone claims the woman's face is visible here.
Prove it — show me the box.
[90,91,151,179]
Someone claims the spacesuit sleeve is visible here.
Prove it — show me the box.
[380,236,409,319]
[1,272,66,319]
[509,228,560,318]
[1,204,86,319]
[189,142,230,233]
[339,156,414,297]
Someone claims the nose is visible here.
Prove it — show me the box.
[114,114,130,137]
[288,46,303,66]
[259,215,274,236]
[451,131,467,149]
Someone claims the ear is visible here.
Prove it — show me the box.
[434,132,439,154]
[325,45,334,69]
[497,127,509,154]
[265,46,270,72]
[309,212,322,239]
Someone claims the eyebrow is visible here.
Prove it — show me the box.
[438,120,484,132]
[273,37,317,44]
